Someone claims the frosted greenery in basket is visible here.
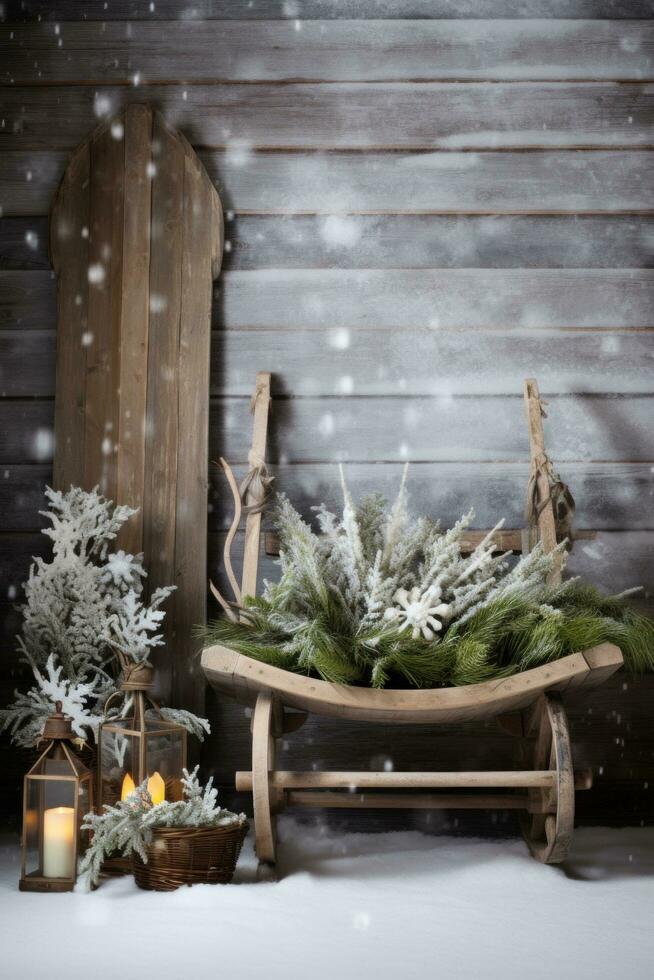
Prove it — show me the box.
[203,465,654,689]
[79,766,247,887]
[1,486,209,748]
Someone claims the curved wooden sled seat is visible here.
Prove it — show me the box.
[203,643,623,873]
[202,643,622,725]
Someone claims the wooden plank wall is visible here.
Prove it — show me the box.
[0,0,653,827]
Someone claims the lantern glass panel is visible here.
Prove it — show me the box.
[24,775,76,881]
[145,723,185,801]
[99,728,141,807]
[77,776,91,861]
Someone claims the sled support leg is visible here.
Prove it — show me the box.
[520,693,575,864]
[251,690,279,877]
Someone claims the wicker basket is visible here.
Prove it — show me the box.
[132,822,249,891]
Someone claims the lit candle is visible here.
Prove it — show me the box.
[121,773,136,800]
[43,806,75,878]
[147,771,165,805]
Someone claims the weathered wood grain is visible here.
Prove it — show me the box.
[49,139,90,490]
[4,150,654,216]
[5,214,654,272]
[208,461,654,532]
[5,1,653,20]
[115,103,152,554]
[0,270,56,327]
[217,214,654,270]
[0,218,51,269]
[0,465,51,530]
[45,107,223,712]
[218,269,654,329]
[81,119,124,498]
[3,459,653,534]
[171,134,221,718]
[3,394,653,464]
[7,268,654,331]
[5,325,654,399]
[3,21,652,83]
[3,83,652,151]
[210,328,654,396]
[209,395,654,465]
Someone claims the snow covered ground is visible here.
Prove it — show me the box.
[2,818,653,980]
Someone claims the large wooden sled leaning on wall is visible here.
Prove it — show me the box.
[201,376,624,876]
[51,103,223,717]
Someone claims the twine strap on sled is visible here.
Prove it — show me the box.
[525,449,576,546]
[209,373,273,620]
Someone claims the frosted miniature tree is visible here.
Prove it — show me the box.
[1,486,208,748]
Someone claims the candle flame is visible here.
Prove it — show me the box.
[120,773,136,800]
[147,771,165,805]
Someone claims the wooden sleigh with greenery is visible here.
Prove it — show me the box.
[202,375,627,875]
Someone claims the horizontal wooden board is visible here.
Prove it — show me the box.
[6,269,654,331]
[210,328,654,395]
[6,214,654,270]
[0,331,54,394]
[0,217,51,270]
[218,269,654,329]
[0,271,55,329]
[4,149,654,216]
[5,460,652,533]
[3,21,653,83]
[0,465,51,530]
[3,83,653,151]
[2,395,652,464]
[4,325,654,398]
[207,461,654,532]
[217,213,654,270]
[220,395,654,465]
[4,1,653,20]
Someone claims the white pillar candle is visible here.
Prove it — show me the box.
[43,806,75,878]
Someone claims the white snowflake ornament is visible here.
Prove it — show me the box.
[383,587,451,641]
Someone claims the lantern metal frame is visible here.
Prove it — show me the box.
[20,702,93,893]
[97,661,187,811]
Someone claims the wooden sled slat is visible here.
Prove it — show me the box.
[202,642,623,725]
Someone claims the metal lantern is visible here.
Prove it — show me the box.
[97,662,187,811]
[20,701,93,892]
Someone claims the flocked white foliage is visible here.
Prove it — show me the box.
[0,653,106,748]
[1,486,208,747]
[78,767,245,887]
[265,464,568,641]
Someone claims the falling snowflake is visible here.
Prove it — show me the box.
[33,429,54,461]
[328,327,350,350]
[88,263,105,284]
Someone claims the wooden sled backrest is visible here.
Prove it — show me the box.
[239,375,588,599]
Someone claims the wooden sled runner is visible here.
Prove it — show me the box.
[202,376,624,874]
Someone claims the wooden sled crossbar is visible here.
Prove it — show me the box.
[202,377,624,874]
[264,528,597,559]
